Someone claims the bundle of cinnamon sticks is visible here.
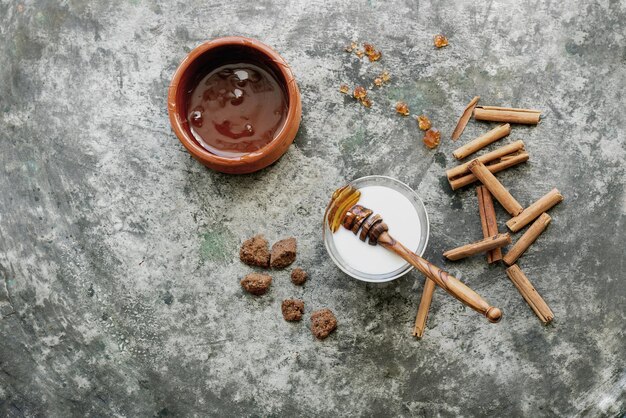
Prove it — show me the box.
[413,97,563,338]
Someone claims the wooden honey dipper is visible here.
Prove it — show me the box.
[325,185,502,323]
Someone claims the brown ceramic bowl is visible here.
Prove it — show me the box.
[168,37,302,174]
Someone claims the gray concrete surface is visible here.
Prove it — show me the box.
[1,0,625,416]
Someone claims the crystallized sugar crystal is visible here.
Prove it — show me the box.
[416,115,432,131]
[423,128,441,149]
[395,101,410,116]
[434,34,449,48]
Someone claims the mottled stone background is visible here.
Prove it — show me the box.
[1,0,624,416]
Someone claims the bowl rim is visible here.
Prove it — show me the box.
[323,175,430,283]
[167,36,300,169]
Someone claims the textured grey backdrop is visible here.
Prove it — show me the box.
[1,0,624,416]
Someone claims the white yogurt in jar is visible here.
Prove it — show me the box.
[331,185,422,277]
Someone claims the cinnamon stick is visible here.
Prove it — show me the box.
[477,186,502,263]
[449,152,529,190]
[481,106,542,113]
[467,159,523,216]
[413,278,436,338]
[506,264,554,324]
[506,188,563,232]
[447,140,526,180]
[503,213,551,266]
[443,233,511,261]
[453,124,511,160]
[451,96,480,141]
[474,106,541,125]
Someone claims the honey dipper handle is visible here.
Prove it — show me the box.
[377,232,502,323]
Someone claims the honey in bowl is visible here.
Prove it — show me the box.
[187,62,288,158]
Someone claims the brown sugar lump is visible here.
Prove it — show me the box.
[281,299,305,322]
[240,273,272,296]
[434,34,449,48]
[270,237,297,268]
[290,267,308,285]
[239,235,270,267]
[310,309,337,340]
